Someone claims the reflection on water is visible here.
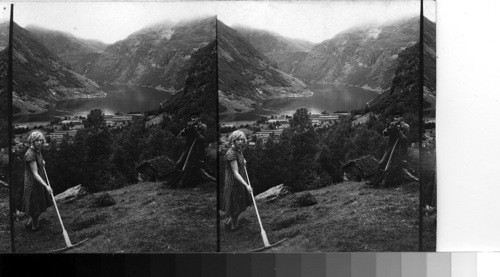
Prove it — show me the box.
[220,84,379,122]
[14,85,171,123]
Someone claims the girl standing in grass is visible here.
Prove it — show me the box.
[223,130,253,231]
[22,131,52,231]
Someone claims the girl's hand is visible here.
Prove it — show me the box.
[246,185,253,194]
[46,186,53,195]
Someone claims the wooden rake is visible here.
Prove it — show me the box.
[243,165,287,252]
[43,168,89,253]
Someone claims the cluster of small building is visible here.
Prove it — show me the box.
[13,113,141,146]
[221,112,347,145]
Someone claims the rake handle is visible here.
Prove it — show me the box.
[384,138,400,171]
[182,139,198,172]
[244,165,270,247]
[43,167,72,247]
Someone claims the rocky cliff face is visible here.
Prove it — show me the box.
[218,20,312,113]
[26,25,107,75]
[86,17,216,92]
[11,23,105,114]
[293,17,421,92]
[232,26,314,74]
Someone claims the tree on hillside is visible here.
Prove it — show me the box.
[84,109,108,131]
[44,137,86,194]
[318,119,352,183]
[283,108,329,191]
[347,126,385,160]
[77,109,119,192]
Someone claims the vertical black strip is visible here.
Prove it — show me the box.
[418,0,424,252]
[215,16,220,253]
[8,3,15,253]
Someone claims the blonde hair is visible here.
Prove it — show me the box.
[27,130,46,145]
[228,130,247,145]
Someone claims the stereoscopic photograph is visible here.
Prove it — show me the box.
[9,2,217,253]
[0,4,11,253]
[218,0,436,252]
[1,0,437,254]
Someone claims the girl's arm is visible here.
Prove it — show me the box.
[29,161,53,194]
[229,160,253,193]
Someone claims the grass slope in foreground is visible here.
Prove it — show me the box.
[14,181,216,253]
[0,188,10,253]
[221,181,419,252]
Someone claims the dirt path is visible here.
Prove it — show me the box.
[14,181,217,253]
[221,181,420,252]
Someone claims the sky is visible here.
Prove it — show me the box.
[0,4,11,22]
[14,2,219,44]
[12,1,435,44]
[218,1,435,43]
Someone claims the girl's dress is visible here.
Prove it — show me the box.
[22,147,51,217]
[223,145,252,217]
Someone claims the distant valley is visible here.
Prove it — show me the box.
[221,16,436,116]
[11,23,105,114]
[86,17,216,92]
[26,25,108,75]
[218,20,312,113]
[11,17,216,115]
[4,16,436,118]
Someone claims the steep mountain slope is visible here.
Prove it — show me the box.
[218,20,312,113]
[86,17,216,92]
[161,40,217,141]
[367,18,436,141]
[0,23,8,148]
[12,23,105,114]
[26,25,108,75]
[422,18,436,105]
[0,49,8,147]
[369,43,421,117]
[0,22,9,51]
[233,26,314,74]
[294,17,421,91]
[369,18,436,114]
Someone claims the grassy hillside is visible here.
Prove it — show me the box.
[14,181,216,253]
[0,188,10,253]
[221,181,420,252]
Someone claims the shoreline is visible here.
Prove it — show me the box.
[99,82,176,93]
[221,83,378,123]
[14,85,169,123]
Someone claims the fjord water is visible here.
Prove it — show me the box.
[14,85,171,123]
[221,84,379,122]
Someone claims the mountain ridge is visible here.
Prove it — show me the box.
[25,25,108,75]
[11,23,105,114]
[86,16,216,91]
[218,20,312,113]
[293,16,423,91]
[232,25,314,75]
